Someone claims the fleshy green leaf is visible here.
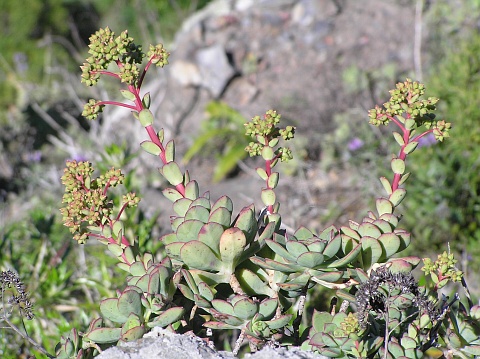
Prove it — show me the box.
[147,307,185,328]
[120,89,136,101]
[84,327,121,344]
[267,172,279,189]
[176,220,204,242]
[403,141,418,154]
[198,222,224,254]
[161,162,184,186]
[219,227,247,267]
[327,243,362,268]
[237,268,274,296]
[233,297,258,320]
[358,222,382,239]
[210,300,235,317]
[376,198,393,216]
[323,234,342,259]
[261,188,276,206]
[265,239,296,262]
[209,207,232,228]
[211,195,233,213]
[100,298,126,323]
[391,158,406,175]
[296,252,325,268]
[185,205,210,223]
[378,233,401,258]
[180,241,223,271]
[138,109,154,127]
[256,167,268,181]
[184,180,199,200]
[393,132,405,146]
[118,288,143,317]
[285,241,309,258]
[361,237,383,269]
[163,188,183,202]
[389,188,407,206]
[234,206,257,243]
[121,324,145,342]
[164,140,175,162]
[140,141,161,156]
[266,314,292,330]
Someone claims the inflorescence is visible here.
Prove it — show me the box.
[244,110,295,162]
[1,270,34,320]
[355,266,440,329]
[60,160,139,243]
[368,78,451,141]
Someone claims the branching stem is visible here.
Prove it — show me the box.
[1,288,54,358]
[233,328,246,356]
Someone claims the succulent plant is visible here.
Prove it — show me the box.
[52,27,480,359]
[442,303,480,357]
[80,250,184,344]
[205,295,292,345]
[303,310,376,358]
[304,266,447,358]
[55,328,90,359]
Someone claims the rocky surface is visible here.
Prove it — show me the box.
[96,327,326,359]
[162,0,416,139]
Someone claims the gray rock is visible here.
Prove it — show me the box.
[195,44,236,98]
[96,327,234,359]
[170,60,202,87]
[95,327,327,359]
[234,0,254,12]
[245,346,327,359]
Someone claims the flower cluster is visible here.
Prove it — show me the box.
[339,313,359,336]
[60,160,139,243]
[368,79,438,122]
[147,44,169,67]
[1,270,34,320]
[80,27,170,89]
[368,79,441,128]
[244,110,295,159]
[80,27,144,86]
[430,119,451,142]
[244,109,281,138]
[81,99,104,121]
[422,251,463,289]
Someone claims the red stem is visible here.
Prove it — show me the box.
[145,125,166,160]
[412,129,434,143]
[116,202,130,221]
[265,159,272,177]
[76,175,89,192]
[138,57,154,89]
[91,70,120,79]
[176,184,186,197]
[90,230,130,247]
[127,84,143,110]
[266,161,274,214]
[97,100,137,111]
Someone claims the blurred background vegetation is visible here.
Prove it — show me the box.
[1,0,480,357]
